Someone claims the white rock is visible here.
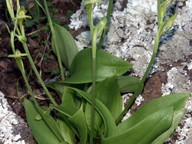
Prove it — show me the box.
[135,95,144,106]
[0,91,26,144]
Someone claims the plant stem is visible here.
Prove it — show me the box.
[116,3,163,124]
[85,5,94,37]
[21,42,57,105]
[141,31,161,83]
[115,82,143,124]
[158,0,161,26]
[98,0,113,49]
[18,60,64,142]
[90,57,96,144]
[84,2,98,143]
[43,0,65,80]
[116,30,161,124]
[90,28,97,144]
[17,60,38,104]
[10,32,16,53]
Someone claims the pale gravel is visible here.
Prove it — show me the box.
[0,91,26,144]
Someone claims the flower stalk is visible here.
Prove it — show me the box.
[6,0,57,105]
[116,0,177,124]
[84,1,107,143]
[43,0,65,80]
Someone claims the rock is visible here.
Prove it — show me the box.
[185,136,192,144]
[0,91,35,144]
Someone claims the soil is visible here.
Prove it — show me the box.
[0,0,187,143]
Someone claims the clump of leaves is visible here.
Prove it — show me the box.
[5,0,189,144]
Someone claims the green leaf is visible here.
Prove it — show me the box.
[24,99,65,144]
[85,76,122,136]
[85,103,103,136]
[162,13,177,34]
[60,88,77,113]
[151,109,185,144]
[59,142,69,144]
[117,76,141,93]
[52,23,78,69]
[64,49,132,84]
[161,0,175,10]
[51,104,74,118]
[96,76,122,119]
[70,87,117,137]
[51,105,87,144]
[118,93,189,133]
[57,118,75,144]
[46,82,84,99]
[50,89,78,119]
[69,106,88,144]
[46,82,66,98]
[101,107,173,144]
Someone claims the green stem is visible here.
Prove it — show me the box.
[43,0,65,80]
[141,31,161,83]
[90,28,97,144]
[85,5,94,37]
[10,32,16,53]
[21,42,57,105]
[157,0,161,26]
[116,22,162,125]
[116,82,143,124]
[17,60,38,104]
[17,60,63,142]
[116,30,161,124]
[98,0,113,49]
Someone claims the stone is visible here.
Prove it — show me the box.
[0,91,34,144]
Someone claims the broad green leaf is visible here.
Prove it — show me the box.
[69,106,88,144]
[85,103,103,137]
[59,142,69,144]
[117,76,141,93]
[51,104,74,118]
[60,88,77,113]
[151,109,185,144]
[51,105,79,136]
[52,23,78,69]
[47,82,82,109]
[85,76,122,136]
[70,87,117,137]
[102,107,173,144]
[96,76,122,119]
[57,118,75,144]
[50,88,78,117]
[24,99,65,144]
[47,82,84,100]
[52,105,88,144]
[64,49,132,84]
[46,82,66,97]
[118,93,189,133]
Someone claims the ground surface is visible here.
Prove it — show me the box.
[0,0,192,143]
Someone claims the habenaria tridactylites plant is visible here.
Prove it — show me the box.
[5,0,189,144]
